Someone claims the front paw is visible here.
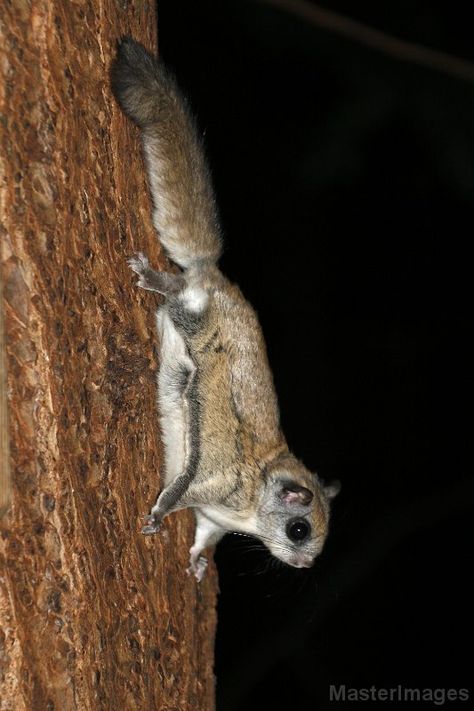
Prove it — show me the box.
[141,513,161,536]
[128,252,153,290]
[128,252,149,276]
[187,555,208,582]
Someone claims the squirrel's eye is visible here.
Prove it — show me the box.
[286,519,311,542]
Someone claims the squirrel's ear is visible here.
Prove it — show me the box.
[324,479,341,500]
[279,483,313,505]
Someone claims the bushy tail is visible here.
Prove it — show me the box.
[111,37,222,269]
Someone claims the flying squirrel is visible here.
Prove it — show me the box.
[111,38,339,581]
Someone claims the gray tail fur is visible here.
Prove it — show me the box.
[111,37,222,269]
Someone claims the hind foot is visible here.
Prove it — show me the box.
[128,253,184,295]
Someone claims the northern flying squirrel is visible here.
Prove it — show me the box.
[111,38,339,581]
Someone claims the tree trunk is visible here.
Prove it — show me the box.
[0,3,217,710]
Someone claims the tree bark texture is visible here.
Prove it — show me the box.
[0,2,217,710]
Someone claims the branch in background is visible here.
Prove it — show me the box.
[257,0,474,84]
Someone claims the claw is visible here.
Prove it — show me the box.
[187,555,208,582]
[128,252,149,275]
[141,513,160,536]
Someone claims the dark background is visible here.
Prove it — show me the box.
[157,2,473,709]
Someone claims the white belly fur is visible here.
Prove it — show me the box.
[198,505,258,536]
[155,307,195,486]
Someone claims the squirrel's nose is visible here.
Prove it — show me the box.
[292,554,314,568]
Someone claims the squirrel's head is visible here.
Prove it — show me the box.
[254,454,339,568]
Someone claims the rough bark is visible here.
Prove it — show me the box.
[0,2,217,710]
